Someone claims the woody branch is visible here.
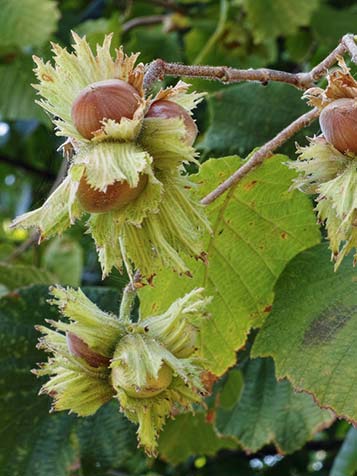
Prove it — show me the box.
[144,34,357,205]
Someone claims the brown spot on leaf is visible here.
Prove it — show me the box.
[263,305,273,313]
[243,180,257,191]
[150,303,159,313]
[303,304,356,346]
[249,309,262,320]
[281,232,288,239]
[206,409,216,424]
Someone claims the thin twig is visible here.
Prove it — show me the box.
[343,34,357,63]
[199,35,357,204]
[200,108,320,205]
[144,59,315,91]
[143,34,357,204]
[122,14,166,33]
[308,38,348,81]
[144,34,357,92]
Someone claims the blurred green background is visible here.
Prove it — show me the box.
[1,0,357,475]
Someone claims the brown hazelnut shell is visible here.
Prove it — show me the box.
[66,332,110,368]
[145,99,198,146]
[319,97,357,153]
[71,79,140,139]
[77,174,148,213]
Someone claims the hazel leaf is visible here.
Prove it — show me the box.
[242,0,319,43]
[0,0,60,50]
[139,155,321,375]
[42,236,83,287]
[0,263,56,290]
[0,57,50,123]
[216,358,334,454]
[252,243,357,423]
[158,412,237,465]
[76,401,139,472]
[200,82,315,159]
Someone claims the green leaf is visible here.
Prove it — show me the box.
[183,5,277,93]
[0,244,15,260]
[158,412,237,465]
[242,0,319,43]
[17,415,76,476]
[311,4,357,50]
[140,155,320,375]
[0,0,60,50]
[216,358,334,454]
[126,26,182,64]
[184,2,276,66]
[253,243,357,422]
[219,369,244,410]
[331,427,357,476]
[77,401,140,474]
[73,14,121,52]
[200,82,314,159]
[0,285,126,476]
[0,285,75,476]
[43,236,83,286]
[0,57,49,123]
[0,263,56,289]
[285,30,314,63]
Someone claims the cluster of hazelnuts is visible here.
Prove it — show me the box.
[319,97,357,154]
[65,320,198,400]
[72,79,198,213]
[66,329,174,400]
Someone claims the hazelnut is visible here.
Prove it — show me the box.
[77,174,148,213]
[319,98,357,153]
[71,79,140,139]
[111,363,173,399]
[145,99,198,146]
